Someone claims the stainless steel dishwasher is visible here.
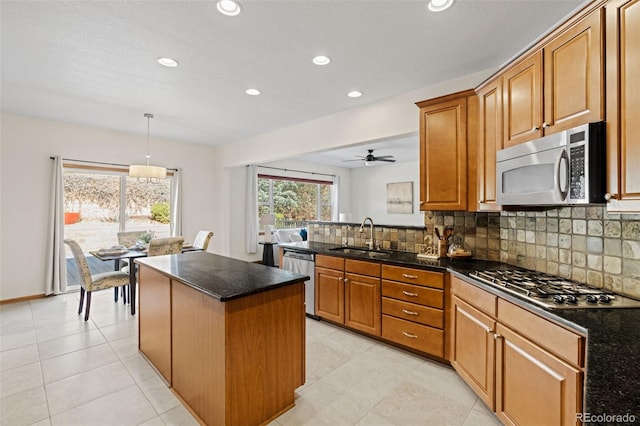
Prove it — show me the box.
[282,248,317,319]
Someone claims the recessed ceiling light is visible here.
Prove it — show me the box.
[157,57,179,68]
[427,0,454,12]
[246,88,260,96]
[312,55,331,66]
[347,91,362,98]
[217,0,241,16]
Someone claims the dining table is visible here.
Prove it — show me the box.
[90,245,201,315]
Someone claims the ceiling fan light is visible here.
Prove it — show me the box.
[364,160,375,167]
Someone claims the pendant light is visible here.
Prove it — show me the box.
[129,113,167,179]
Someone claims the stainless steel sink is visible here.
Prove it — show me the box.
[329,247,392,258]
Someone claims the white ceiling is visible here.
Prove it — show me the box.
[1,0,586,147]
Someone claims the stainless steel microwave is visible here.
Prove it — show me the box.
[496,121,606,206]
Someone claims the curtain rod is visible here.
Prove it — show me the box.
[50,156,178,171]
[257,165,335,178]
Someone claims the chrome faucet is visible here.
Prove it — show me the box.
[359,217,375,249]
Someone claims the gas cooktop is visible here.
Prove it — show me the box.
[469,269,640,309]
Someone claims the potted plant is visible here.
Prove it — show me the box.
[137,230,155,249]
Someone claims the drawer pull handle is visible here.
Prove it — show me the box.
[402,309,418,316]
[402,291,419,297]
[402,274,418,279]
[402,331,418,339]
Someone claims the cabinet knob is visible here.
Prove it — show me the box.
[338,277,343,282]
[542,122,550,129]
[604,193,618,201]
[532,126,540,132]
[493,333,502,340]
[344,278,349,284]
[420,200,424,205]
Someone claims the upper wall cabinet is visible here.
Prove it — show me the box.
[476,76,503,211]
[605,0,640,211]
[502,52,543,148]
[417,90,477,211]
[503,10,604,148]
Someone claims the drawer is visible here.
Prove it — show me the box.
[316,255,344,271]
[382,315,444,357]
[498,299,585,367]
[382,297,443,328]
[382,265,443,289]
[346,259,381,277]
[451,275,497,316]
[382,280,443,309]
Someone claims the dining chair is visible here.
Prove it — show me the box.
[193,230,214,251]
[114,230,147,304]
[64,239,130,321]
[148,237,185,256]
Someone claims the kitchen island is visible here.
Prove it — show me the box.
[135,251,308,426]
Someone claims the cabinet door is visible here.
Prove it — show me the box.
[138,265,172,383]
[503,52,543,148]
[315,266,345,323]
[450,296,496,411]
[418,95,469,210]
[606,0,640,211]
[544,10,604,133]
[477,77,503,211]
[495,324,582,426]
[345,272,381,336]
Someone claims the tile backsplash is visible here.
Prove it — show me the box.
[307,206,640,299]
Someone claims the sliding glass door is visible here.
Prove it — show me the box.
[63,165,172,286]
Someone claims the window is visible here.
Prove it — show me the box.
[63,165,172,252]
[258,175,333,229]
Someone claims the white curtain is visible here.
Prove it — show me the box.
[45,156,67,295]
[331,175,340,222]
[245,165,258,253]
[170,169,183,237]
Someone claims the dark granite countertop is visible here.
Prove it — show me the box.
[135,251,309,302]
[280,241,640,421]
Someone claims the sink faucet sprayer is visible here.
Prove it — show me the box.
[359,217,375,249]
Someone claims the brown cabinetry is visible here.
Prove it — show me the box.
[315,255,381,336]
[477,76,503,211]
[450,275,584,425]
[138,266,172,383]
[138,262,306,426]
[502,10,603,148]
[381,265,445,358]
[605,0,640,211]
[416,90,477,211]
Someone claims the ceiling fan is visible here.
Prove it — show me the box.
[343,149,396,166]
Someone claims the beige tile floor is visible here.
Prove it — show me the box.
[0,290,502,426]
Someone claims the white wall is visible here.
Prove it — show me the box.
[350,161,423,227]
[0,113,218,300]
[215,70,493,255]
[1,69,493,300]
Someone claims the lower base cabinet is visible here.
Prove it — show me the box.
[138,264,305,426]
[495,323,582,426]
[450,275,584,426]
[315,255,382,336]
